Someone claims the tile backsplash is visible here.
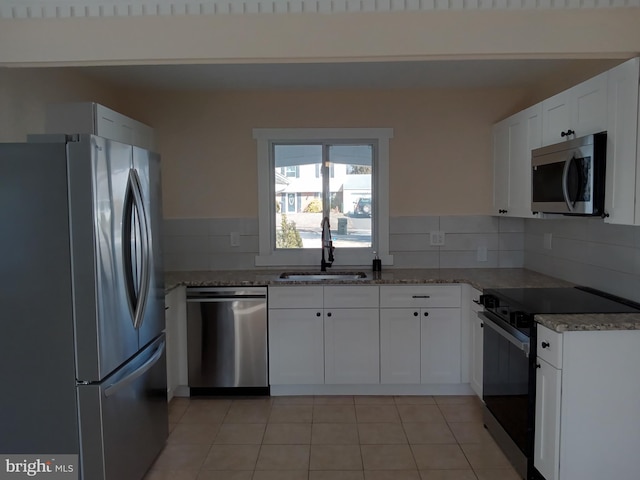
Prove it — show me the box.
[390,215,524,269]
[524,217,640,303]
[163,215,525,271]
[163,214,640,302]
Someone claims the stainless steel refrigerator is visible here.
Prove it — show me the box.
[0,134,168,480]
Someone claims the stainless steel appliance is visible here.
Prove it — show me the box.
[0,134,167,480]
[186,287,268,395]
[479,286,640,480]
[531,132,606,216]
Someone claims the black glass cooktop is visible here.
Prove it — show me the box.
[485,286,640,315]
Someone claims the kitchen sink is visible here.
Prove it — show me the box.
[278,271,368,281]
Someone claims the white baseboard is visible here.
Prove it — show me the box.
[270,383,474,397]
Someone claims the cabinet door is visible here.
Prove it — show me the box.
[571,72,608,138]
[542,73,608,146]
[380,309,421,384]
[268,308,324,385]
[324,309,379,384]
[165,286,187,400]
[534,357,561,480]
[95,104,134,145]
[542,90,571,145]
[605,57,640,225]
[493,119,510,214]
[421,308,461,384]
[469,292,484,398]
[509,104,542,218]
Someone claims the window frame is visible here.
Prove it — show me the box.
[253,127,393,268]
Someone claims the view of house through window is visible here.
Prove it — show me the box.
[274,143,373,250]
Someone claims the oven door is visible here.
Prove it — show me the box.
[481,312,532,456]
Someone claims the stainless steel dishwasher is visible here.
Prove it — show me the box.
[186,287,268,395]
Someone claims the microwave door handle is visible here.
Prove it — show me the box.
[562,156,575,212]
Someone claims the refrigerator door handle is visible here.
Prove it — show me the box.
[104,339,165,398]
[123,168,152,330]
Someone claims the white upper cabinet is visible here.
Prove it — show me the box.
[541,72,608,146]
[494,57,640,223]
[493,119,510,215]
[604,57,640,225]
[45,102,156,151]
[493,104,542,218]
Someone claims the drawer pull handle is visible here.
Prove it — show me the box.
[412,295,431,299]
[413,311,419,317]
[327,312,332,317]
[423,312,429,317]
[316,312,321,317]
[541,341,550,349]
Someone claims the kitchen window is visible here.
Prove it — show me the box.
[254,128,393,267]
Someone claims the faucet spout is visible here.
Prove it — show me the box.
[320,216,334,272]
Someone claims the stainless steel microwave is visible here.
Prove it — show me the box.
[531,132,607,216]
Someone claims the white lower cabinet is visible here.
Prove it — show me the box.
[379,285,462,386]
[268,308,325,385]
[465,286,483,398]
[380,309,421,384]
[421,308,461,384]
[165,286,188,400]
[534,325,640,480]
[534,357,562,480]
[269,284,467,391]
[324,308,380,384]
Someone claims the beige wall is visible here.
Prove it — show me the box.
[0,67,121,142]
[122,86,528,219]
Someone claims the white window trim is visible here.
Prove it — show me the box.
[253,127,393,268]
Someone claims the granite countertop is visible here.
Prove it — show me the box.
[535,313,640,332]
[164,267,573,293]
[165,268,640,332]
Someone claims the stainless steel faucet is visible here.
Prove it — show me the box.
[320,216,334,272]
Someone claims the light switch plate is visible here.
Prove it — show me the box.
[477,246,488,262]
[430,231,445,246]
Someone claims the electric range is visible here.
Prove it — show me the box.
[478,286,640,480]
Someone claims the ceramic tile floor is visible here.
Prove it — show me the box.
[144,395,521,480]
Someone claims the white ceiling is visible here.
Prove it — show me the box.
[73,58,623,91]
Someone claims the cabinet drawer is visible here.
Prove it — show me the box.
[380,285,461,308]
[537,324,563,369]
[324,286,379,308]
[268,286,323,309]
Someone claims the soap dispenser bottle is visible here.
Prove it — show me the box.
[372,251,382,272]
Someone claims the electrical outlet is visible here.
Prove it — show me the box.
[477,246,488,262]
[230,231,240,247]
[430,231,445,246]
[543,233,552,250]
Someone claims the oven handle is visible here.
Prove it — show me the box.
[478,312,530,358]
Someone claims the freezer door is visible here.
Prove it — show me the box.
[69,136,139,381]
[133,147,166,348]
[77,334,168,480]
